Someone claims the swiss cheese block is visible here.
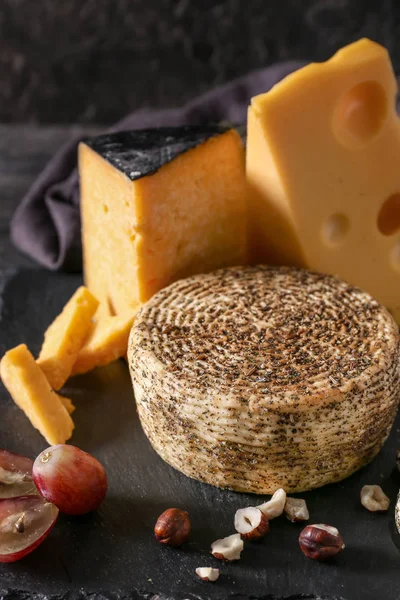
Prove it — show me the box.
[0,344,74,445]
[37,286,99,390]
[71,313,135,375]
[247,38,400,323]
[79,126,248,315]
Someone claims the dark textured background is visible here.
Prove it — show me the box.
[1,0,399,124]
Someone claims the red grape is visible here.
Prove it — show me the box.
[0,450,37,499]
[33,445,108,515]
[0,495,58,562]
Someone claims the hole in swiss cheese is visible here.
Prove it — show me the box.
[377,193,400,236]
[322,213,350,245]
[333,81,388,147]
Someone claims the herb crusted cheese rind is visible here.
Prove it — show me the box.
[128,266,400,494]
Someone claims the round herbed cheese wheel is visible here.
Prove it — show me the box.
[128,266,400,494]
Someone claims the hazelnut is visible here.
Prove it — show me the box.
[299,524,344,561]
[257,488,286,519]
[284,497,309,522]
[154,508,190,546]
[211,533,243,561]
[234,506,269,540]
[396,449,400,473]
[195,567,220,582]
[360,485,390,512]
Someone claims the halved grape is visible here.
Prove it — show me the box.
[0,450,37,499]
[0,449,33,484]
[33,445,108,515]
[0,495,58,562]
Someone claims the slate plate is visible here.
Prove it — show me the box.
[0,268,400,600]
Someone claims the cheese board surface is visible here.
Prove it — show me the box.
[0,268,400,600]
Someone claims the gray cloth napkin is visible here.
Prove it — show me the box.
[10,61,306,272]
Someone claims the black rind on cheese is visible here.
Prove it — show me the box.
[83,125,232,181]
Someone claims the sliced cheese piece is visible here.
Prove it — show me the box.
[58,394,76,415]
[79,126,248,315]
[94,302,114,319]
[246,38,400,323]
[0,344,74,445]
[37,286,99,390]
[71,313,135,375]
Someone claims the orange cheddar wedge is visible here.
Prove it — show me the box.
[37,286,99,390]
[71,313,135,375]
[0,344,74,445]
[79,127,248,315]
